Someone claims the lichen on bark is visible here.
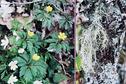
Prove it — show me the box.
[77,0,126,84]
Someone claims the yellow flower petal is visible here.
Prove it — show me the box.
[76,80,79,84]
[32,54,40,61]
[58,32,67,41]
[28,31,34,37]
[46,5,53,13]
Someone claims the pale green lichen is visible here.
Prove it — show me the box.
[78,0,126,83]
[79,7,108,74]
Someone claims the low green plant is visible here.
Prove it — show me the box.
[0,0,74,84]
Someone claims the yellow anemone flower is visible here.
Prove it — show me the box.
[28,31,34,37]
[46,5,53,13]
[58,32,67,41]
[76,80,79,84]
[32,54,40,61]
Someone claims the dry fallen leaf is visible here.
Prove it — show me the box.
[0,0,15,19]
[0,17,13,29]
[16,14,33,26]
[59,80,67,84]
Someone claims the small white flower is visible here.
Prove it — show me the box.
[17,7,24,13]
[22,13,29,17]
[16,36,20,41]
[33,80,43,84]
[13,31,20,41]
[8,61,18,71]
[13,31,17,36]
[1,35,9,49]
[47,48,54,52]
[8,74,18,84]
[77,0,83,3]
[18,48,25,54]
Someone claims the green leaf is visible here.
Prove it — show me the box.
[15,39,23,46]
[9,36,16,45]
[50,32,58,39]
[11,19,21,30]
[56,44,62,53]
[17,31,26,39]
[59,16,72,29]
[10,47,18,53]
[48,68,54,77]
[36,66,47,78]
[61,43,66,52]
[0,56,5,62]
[1,71,6,79]
[64,21,70,29]
[49,59,58,70]
[0,64,6,71]
[23,68,33,81]
[44,52,52,61]
[30,66,38,77]
[53,73,67,83]
[13,57,27,66]
[31,59,48,78]
[42,18,53,29]
[76,55,82,71]
[47,43,57,52]
[24,23,32,30]
[45,39,57,43]
[18,57,47,81]
[2,75,10,82]
[21,53,29,62]
[43,78,50,84]
[47,19,53,29]
[27,41,34,54]
[22,41,27,49]
[20,66,28,77]
[61,42,70,52]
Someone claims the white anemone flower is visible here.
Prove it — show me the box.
[17,6,24,13]
[77,0,83,3]
[13,31,20,41]
[1,35,9,49]
[33,80,43,84]
[8,74,18,84]
[8,61,18,71]
[18,48,25,54]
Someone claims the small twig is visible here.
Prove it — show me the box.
[53,5,64,13]
[0,1,65,14]
[41,28,46,39]
[59,53,67,74]
[0,1,42,5]
[59,60,69,67]
[53,55,71,77]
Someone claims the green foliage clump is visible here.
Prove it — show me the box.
[0,0,74,84]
